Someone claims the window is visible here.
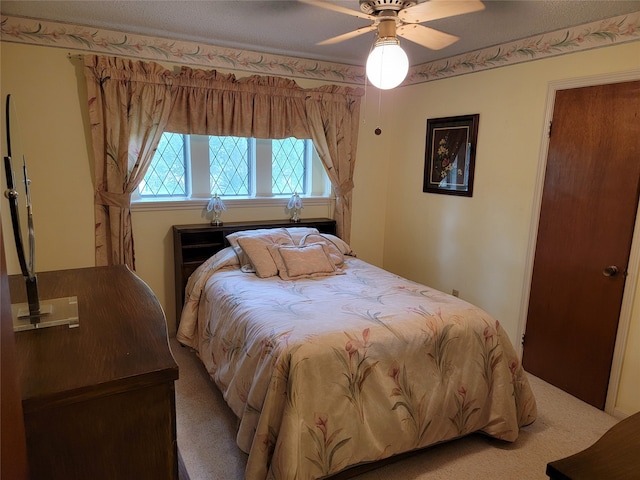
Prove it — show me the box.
[272,137,307,195]
[139,132,188,197]
[136,133,330,201]
[208,136,251,196]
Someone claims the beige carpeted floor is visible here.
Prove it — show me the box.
[171,337,619,480]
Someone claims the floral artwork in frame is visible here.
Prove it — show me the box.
[423,114,479,196]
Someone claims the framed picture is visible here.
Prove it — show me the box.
[423,114,479,196]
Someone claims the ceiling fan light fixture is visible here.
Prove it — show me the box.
[366,37,409,90]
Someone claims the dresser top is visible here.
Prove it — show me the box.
[9,265,178,411]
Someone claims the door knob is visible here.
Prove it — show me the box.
[603,265,619,277]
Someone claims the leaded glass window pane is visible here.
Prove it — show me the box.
[140,132,186,197]
[272,138,305,195]
[209,136,250,196]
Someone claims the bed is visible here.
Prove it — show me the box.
[176,225,537,480]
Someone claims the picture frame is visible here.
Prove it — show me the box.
[423,114,479,196]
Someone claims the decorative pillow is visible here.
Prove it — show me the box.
[226,228,293,272]
[319,233,355,256]
[296,233,343,266]
[268,243,338,280]
[236,230,294,278]
[286,227,320,244]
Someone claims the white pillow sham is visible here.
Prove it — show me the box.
[295,233,342,266]
[225,226,353,279]
[268,243,340,280]
[316,233,354,257]
[286,227,320,244]
[234,229,294,278]
[226,228,293,273]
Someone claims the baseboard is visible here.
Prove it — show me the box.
[612,407,631,420]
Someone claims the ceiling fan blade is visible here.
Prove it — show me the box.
[317,25,377,45]
[399,0,485,24]
[298,0,374,21]
[397,24,459,50]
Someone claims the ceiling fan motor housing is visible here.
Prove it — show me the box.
[359,0,417,15]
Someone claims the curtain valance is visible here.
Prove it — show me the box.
[165,68,362,140]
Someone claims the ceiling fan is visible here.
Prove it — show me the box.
[300,0,485,89]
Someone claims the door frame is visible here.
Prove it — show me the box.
[517,68,640,416]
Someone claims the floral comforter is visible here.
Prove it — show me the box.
[177,248,537,480]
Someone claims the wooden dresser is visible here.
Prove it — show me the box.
[9,265,179,480]
[173,218,337,321]
[546,411,640,479]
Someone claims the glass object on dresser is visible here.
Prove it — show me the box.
[3,94,79,331]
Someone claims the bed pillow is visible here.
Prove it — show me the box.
[297,233,343,266]
[286,227,320,244]
[318,233,354,256]
[226,228,293,271]
[235,230,294,278]
[268,243,338,280]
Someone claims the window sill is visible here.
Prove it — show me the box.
[131,196,334,212]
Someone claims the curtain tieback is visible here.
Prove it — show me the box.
[95,190,131,209]
[333,180,354,198]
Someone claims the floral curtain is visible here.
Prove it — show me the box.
[84,55,362,268]
[83,55,174,268]
[304,87,360,243]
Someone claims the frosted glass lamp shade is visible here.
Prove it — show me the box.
[207,193,226,225]
[366,40,409,90]
[286,192,303,222]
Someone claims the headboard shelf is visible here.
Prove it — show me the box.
[172,218,337,323]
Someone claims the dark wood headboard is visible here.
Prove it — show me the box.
[172,218,337,322]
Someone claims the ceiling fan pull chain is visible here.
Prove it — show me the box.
[375,88,382,136]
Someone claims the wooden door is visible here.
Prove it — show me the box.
[523,80,640,409]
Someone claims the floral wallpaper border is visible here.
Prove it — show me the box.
[1,12,639,87]
[408,12,640,83]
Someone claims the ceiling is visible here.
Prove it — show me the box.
[2,0,640,66]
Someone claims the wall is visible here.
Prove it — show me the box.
[0,43,349,330]
[0,44,95,272]
[367,42,640,416]
[2,38,639,415]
